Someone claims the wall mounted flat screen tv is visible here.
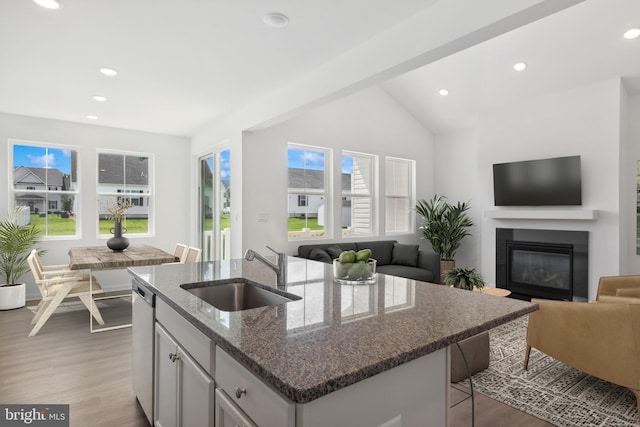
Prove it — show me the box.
[493,155,582,206]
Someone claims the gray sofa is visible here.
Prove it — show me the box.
[296,240,439,283]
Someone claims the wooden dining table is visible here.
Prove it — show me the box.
[68,244,177,271]
[68,244,178,332]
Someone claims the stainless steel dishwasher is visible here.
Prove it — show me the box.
[132,279,155,425]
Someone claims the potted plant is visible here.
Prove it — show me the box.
[442,267,485,290]
[0,207,43,310]
[415,194,473,283]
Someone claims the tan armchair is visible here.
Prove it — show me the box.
[596,275,640,304]
[524,298,640,417]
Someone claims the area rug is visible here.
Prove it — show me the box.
[459,316,639,427]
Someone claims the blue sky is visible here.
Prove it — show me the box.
[288,148,353,173]
[205,149,231,179]
[13,145,72,174]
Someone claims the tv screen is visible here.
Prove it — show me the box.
[493,156,582,206]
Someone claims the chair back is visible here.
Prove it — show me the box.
[184,247,202,263]
[27,250,47,297]
[174,243,188,263]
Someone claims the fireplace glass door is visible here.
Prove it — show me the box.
[507,242,573,300]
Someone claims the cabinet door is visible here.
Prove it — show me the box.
[178,347,214,427]
[155,324,178,427]
[215,389,257,427]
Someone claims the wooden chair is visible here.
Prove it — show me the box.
[173,243,188,263]
[27,250,106,337]
[184,246,202,263]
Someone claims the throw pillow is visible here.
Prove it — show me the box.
[309,248,332,263]
[325,245,343,259]
[391,243,419,267]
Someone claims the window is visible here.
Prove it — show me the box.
[385,157,415,234]
[288,144,330,239]
[11,141,79,238]
[97,151,152,236]
[342,151,376,236]
[199,149,231,261]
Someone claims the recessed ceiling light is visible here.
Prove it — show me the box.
[92,95,107,102]
[439,89,449,96]
[33,0,63,10]
[263,12,289,28]
[86,115,98,120]
[624,28,640,40]
[513,62,527,72]
[99,67,118,77]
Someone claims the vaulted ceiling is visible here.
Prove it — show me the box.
[1,0,638,138]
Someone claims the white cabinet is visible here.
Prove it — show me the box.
[155,323,214,427]
[215,389,257,427]
[215,346,295,427]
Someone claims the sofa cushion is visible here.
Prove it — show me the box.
[377,265,434,283]
[356,240,395,265]
[309,248,332,263]
[297,243,357,259]
[391,243,419,267]
[325,245,343,259]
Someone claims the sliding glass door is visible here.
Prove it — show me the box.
[199,149,231,261]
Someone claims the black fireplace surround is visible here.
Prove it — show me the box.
[496,228,588,301]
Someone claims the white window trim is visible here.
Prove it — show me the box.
[385,156,416,235]
[341,150,378,237]
[96,149,155,238]
[9,139,82,240]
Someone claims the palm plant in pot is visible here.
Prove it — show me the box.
[415,194,473,283]
[442,267,485,291]
[0,208,43,310]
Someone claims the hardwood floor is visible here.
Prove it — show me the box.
[0,297,149,427]
[0,298,554,427]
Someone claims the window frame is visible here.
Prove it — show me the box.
[9,139,81,240]
[384,156,416,235]
[341,150,377,237]
[287,143,332,240]
[96,149,154,238]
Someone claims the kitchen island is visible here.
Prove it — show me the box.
[129,256,536,427]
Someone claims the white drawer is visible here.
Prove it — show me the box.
[215,346,295,427]
[156,299,214,376]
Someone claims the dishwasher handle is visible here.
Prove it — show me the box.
[133,279,155,307]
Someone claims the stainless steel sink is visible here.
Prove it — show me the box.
[180,278,300,312]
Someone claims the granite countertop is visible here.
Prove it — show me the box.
[129,257,537,404]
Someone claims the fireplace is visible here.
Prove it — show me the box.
[496,228,588,301]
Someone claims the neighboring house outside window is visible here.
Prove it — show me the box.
[385,157,415,234]
[297,195,307,207]
[11,141,80,238]
[288,144,331,239]
[342,151,376,236]
[97,151,153,236]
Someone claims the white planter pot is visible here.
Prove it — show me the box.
[0,283,26,310]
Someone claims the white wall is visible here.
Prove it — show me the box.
[473,78,624,299]
[0,113,190,299]
[241,86,435,256]
[627,94,640,274]
[433,127,481,270]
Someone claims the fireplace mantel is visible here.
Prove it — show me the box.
[484,209,598,221]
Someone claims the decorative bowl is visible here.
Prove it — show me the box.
[333,259,377,284]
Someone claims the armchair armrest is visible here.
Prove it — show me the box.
[527,299,640,390]
[596,275,640,300]
[42,264,72,270]
[417,250,440,281]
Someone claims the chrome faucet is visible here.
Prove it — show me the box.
[244,246,287,288]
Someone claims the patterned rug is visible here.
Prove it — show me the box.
[459,316,639,427]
